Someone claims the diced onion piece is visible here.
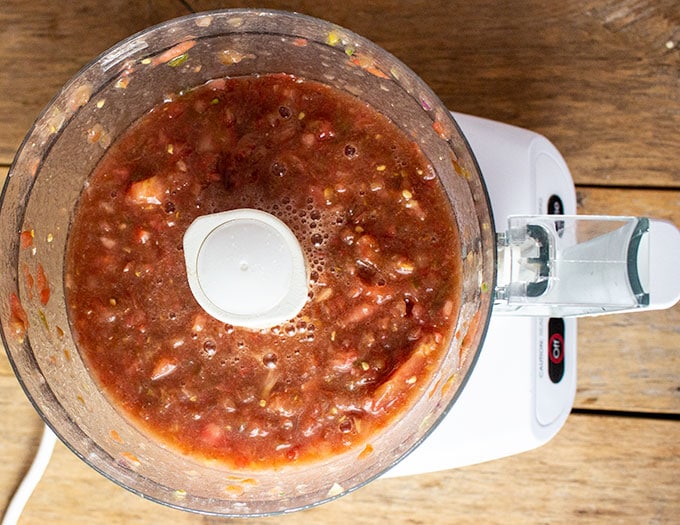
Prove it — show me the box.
[151,358,177,381]
[395,257,415,275]
[128,175,166,205]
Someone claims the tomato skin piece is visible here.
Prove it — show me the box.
[342,302,378,326]
[151,40,196,67]
[36,263,50,306]
[366,334,438,415]
[21,264,34,300]
[133,226,151,244]
[9,293,29,340]
[20,230,34,249]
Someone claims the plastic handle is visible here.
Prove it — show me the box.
[494,215,680,317]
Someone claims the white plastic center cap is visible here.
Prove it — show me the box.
[183,209,308,329]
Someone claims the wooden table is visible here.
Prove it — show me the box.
[1,1,678,523]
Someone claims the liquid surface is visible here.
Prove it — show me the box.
[66,74,461,468]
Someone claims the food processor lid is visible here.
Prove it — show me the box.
[183,209,309,329]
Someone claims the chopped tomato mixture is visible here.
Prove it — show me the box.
[65,74,461,469]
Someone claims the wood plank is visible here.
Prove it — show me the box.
[1,2,679,522]
[575,186,680,413]
[2,1,679,190]
[187,0,680,189]
[0,0,191,165]
[0,349,45,519]
[4,414,676,524]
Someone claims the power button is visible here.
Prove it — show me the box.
[548,318,565,383]
[547,194,565,237]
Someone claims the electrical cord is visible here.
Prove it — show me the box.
[2,425,57,525]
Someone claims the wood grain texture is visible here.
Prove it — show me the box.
[576,187,680,413]
[0,0,191,165]
[2,1,678,188]
[173,0,680,188]
[0,341,45,520]
[1,1,679,523]
[2,414,677,524]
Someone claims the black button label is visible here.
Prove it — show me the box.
[547,194,565,236]
[548,318,565,383]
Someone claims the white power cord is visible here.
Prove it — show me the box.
[2,425,57,525]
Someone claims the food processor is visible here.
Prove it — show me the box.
[1,9,679,518]
[388,112,580,476]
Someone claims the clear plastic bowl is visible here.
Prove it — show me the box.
[0,9,495,516]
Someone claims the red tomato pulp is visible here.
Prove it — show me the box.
[66,74,462,469]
